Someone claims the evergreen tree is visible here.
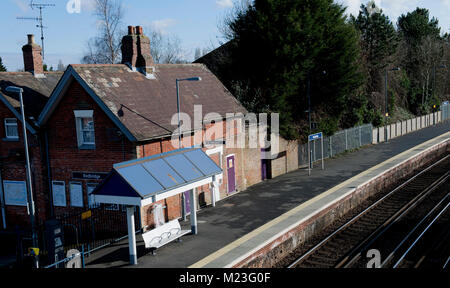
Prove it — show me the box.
[225,0,363,138]
[398,8,444,113]
[350,2,398,94]
[0,57,6,72]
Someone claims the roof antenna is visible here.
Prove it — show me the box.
[17,1,56,60]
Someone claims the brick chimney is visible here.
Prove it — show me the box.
[22,34,44,76]
[121,26,154,76]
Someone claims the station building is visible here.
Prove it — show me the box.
[1,27,291,236]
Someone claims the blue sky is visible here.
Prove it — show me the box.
[1,0,450,71]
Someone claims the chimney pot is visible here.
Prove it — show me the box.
[136,26,143,35]
[28,34,35,45]
[128,26,135,35]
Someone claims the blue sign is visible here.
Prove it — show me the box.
[309,132,323,141]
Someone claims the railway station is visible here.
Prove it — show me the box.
[83,121,450,268]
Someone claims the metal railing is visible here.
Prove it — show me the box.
[298,124,373,167]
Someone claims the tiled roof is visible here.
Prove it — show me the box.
[70,64,247,141]
[0,72,63,120]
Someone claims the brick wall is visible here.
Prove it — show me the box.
[45,80,137,217]
[0,104,48,229]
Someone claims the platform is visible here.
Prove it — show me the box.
[85,122,450,268]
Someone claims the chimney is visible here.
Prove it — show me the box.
[22,34,44,76]
[121,26,154,76]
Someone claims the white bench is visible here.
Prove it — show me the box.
[142,219,191,255]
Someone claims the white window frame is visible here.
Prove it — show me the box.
[74,110,95,148]
[4,118,19,139]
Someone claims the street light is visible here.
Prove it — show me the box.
[5,86,38,267]
[175,77,201,222]
[384,67,401,143]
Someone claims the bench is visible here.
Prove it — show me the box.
[142,219,191,255]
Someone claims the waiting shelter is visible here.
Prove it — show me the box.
[92,147,222,265]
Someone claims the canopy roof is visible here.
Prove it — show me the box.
[92,148,222,206]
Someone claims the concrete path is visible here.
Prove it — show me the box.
[85,121,450,268]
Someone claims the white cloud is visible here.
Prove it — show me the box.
[339,0,362,16]
[150,18,177,34]
[216,0,233,9]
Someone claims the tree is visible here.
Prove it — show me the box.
[397,8,444,113]
[0,57,6,72]
[146,28,186,64]
[350,2,398,95]
[82,0,124,64]
[194,48,202,60]
[222,0,363,139]
[57,60,65,71]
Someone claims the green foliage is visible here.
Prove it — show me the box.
[0,57,6,72]
[318,117,339,137]
[398,8,441,46]
[225,0,363,139]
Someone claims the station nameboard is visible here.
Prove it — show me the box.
[72,172,108,181]
[308,132,323,142]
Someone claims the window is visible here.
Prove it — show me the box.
[4,118,19,139]
[74,110,95,148]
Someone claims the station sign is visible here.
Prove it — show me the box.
[308,132,323,142]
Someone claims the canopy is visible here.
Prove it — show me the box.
[92,147,222,207]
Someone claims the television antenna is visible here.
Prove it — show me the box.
[17,1,55,60]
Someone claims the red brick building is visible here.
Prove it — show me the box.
[35,26,261,229]
[1,27,278,241]
[0,35,62,230]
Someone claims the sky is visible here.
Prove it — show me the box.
[1,0,449,72]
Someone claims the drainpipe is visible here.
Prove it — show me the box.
[44,130,55,218]
[0,170,6,229]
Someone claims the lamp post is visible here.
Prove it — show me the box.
[175,77,201,222]
[384,67,401,143]
[5,86,38,267]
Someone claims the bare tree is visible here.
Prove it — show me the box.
[146,28,186,64]
[82,0,124,64]
[57,60,65,71]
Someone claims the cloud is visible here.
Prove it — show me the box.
[339,0,362,16]
[150,18,177,34]
[216,0,233,9]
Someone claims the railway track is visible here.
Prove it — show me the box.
[286,154,450,269]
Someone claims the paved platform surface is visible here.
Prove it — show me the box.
[85,122,450,268]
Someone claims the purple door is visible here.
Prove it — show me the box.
[261,149,267,181]
[227,155,236,194]
[184,191,191,214]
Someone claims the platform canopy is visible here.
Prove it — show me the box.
[92,147,222,265]
[92,147,222,207]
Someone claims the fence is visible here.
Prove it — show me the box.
[372,102,449,144]
[298,124,373,167]
[37,205,140,267]
[442,102,450,121]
